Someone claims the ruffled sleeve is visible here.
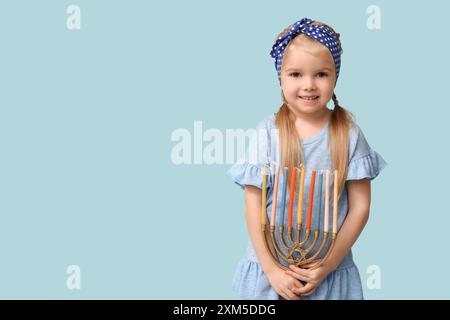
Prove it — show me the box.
[227,162,270,189]
[226,117,273,189]
[346,126,387,181]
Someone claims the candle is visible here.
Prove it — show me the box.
[324,170,330,232]
[306,170,316,230]
[279,167,288,226]
[261,165,267,226]
[333,169,338,233]
[287,168,297,228]
[296,165,306,226]
[270,165,280,227]
[315,172,323,231]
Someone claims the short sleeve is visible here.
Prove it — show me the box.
[227,117,273,190]
[346,125,387,181]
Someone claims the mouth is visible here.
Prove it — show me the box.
[299,95,319,101]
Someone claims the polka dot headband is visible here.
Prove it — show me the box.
[269,17,342,83]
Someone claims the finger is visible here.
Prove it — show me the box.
[293,279,304,288]
[279,290,291,300]
[279,292,290,300]
[299,287,316,297]
[283,285,300,300]
[289,265,311,280]
[292,285,304,297]
[295,283,316,295]
[285,270,309,282]
[283,288,300,300]
[299,260,320,269]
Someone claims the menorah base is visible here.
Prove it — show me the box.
[262,224,336,271]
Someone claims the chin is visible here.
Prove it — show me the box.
[290,104,325,114]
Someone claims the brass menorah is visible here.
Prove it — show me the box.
[260,164,339,271]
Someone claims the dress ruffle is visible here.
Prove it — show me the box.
[231,258,279,300]
[231,257,364,300]
[346,149,387,181]
[227,162,272,190]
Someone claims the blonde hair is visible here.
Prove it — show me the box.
[274,21,355,199]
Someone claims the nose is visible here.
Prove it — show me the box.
[302,76,317,91]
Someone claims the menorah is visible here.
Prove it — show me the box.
[260,164,340,271]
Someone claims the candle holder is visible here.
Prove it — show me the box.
[261,222,336,271]
[260,165,339,271]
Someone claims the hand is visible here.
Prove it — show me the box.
[266,266,304,300]
[285,260,331,297]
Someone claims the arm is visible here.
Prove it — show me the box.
[287,178,371,295]
[244,185,278,275]
[320,178,371,271]
[244,185,303,300]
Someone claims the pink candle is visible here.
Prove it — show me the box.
[270,165,280,227]
[324,170,330,232]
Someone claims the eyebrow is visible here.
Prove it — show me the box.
[284,67,333,72]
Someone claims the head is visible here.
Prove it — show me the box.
[270,18,354,198]
[280,33,336,117]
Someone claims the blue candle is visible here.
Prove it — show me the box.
[279,167,288,226]
[315,172,323,231]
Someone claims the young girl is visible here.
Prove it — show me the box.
[227,17,387,300]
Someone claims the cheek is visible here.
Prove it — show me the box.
[320,81,335,94]
[282,82,297,95]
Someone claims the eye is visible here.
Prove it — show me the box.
[317,72,328,78]
[289,72,301,78]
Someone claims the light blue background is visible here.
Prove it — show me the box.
[0,0,448,299]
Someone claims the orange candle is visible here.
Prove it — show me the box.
[306,170,316,230]
[287,168,297,228]
[332,169,338,233]
[261,165,267,226]
[270,165,280,227]
[296,165,306,226]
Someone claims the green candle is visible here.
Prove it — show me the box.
[315,172,323,231]
[279,167,288,226]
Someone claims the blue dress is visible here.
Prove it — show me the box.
[227,113,387,300]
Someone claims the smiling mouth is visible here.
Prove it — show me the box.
[299,96,319,100]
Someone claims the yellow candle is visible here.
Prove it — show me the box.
[261,165,267,226]
[270,164,280,227]
[324,170,330,232]
[332,169,338,234]
[296,165,306,226]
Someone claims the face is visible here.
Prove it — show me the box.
[280,39,336,117]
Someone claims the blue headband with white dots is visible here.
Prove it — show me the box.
[270,17,342,83]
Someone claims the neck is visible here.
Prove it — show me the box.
[291,106,331,126]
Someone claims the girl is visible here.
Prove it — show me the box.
[227,17,387,300]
